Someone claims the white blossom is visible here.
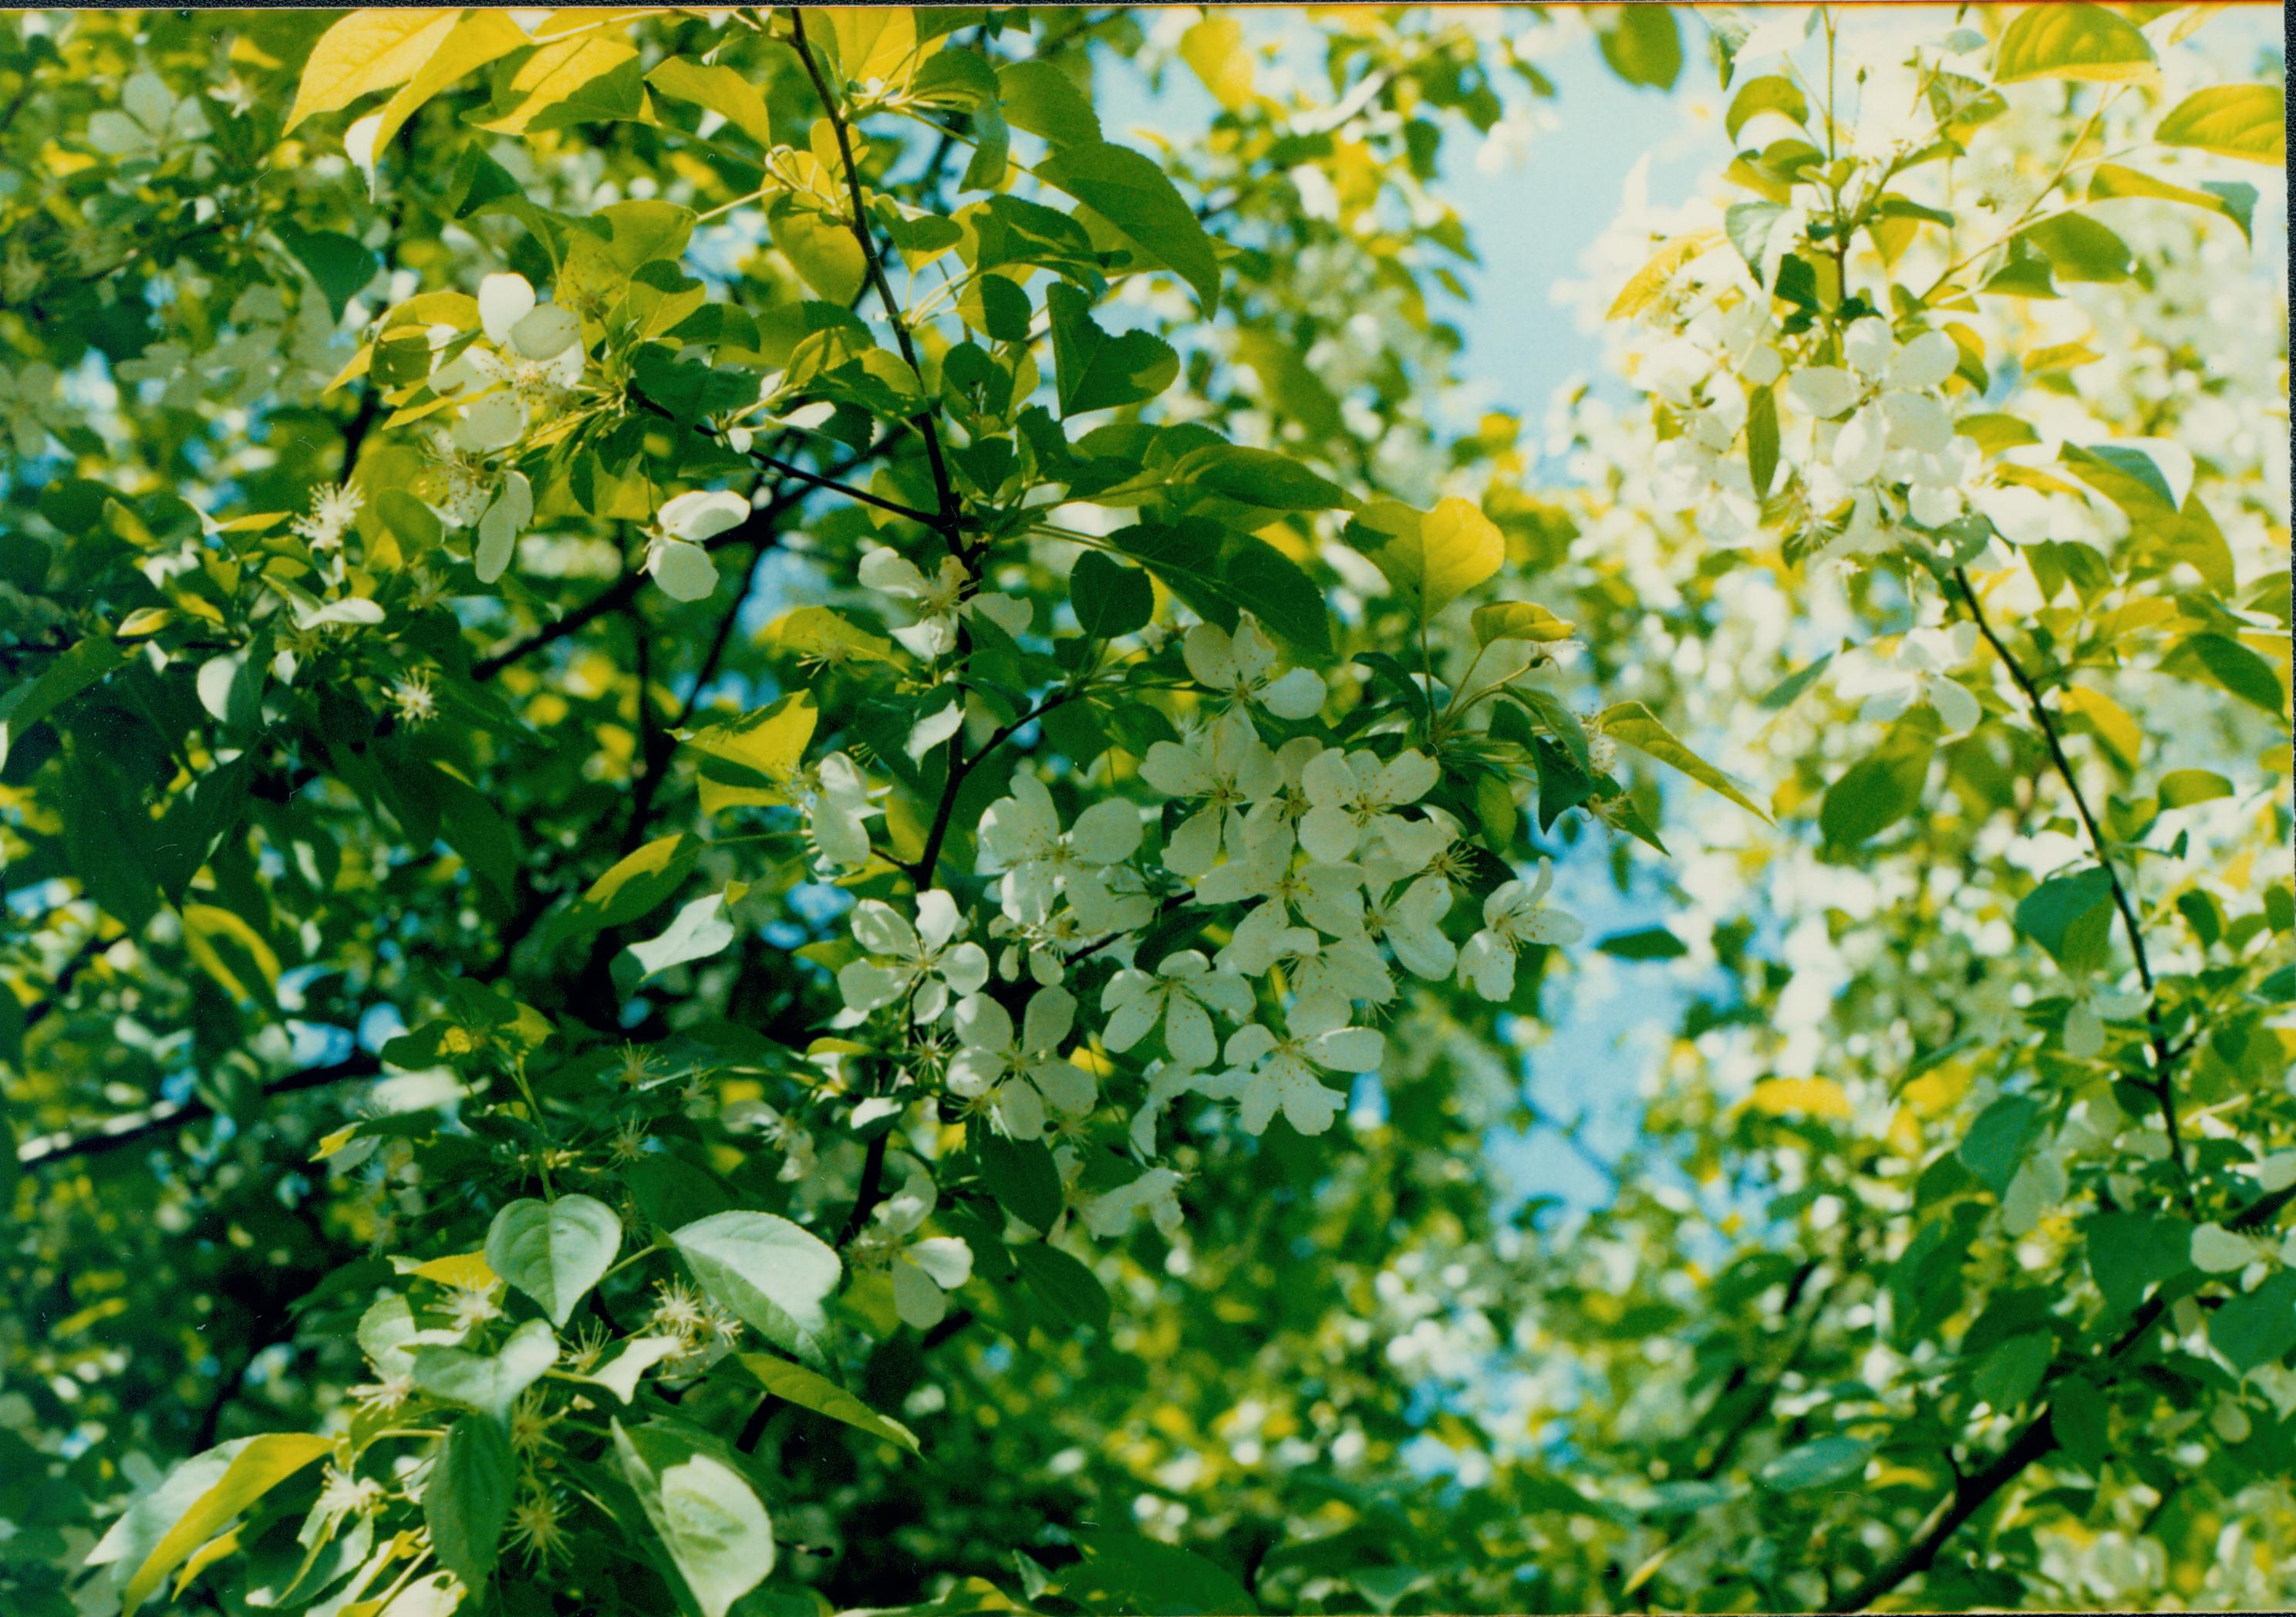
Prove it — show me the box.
[838,890,990,1023]
[946,987,1095,1143]
[1182,617,1326,719]
[1082,1167,1185,1241]
[1100,950,1253,1068]
[1141,711,1281,877]
[850,1166,975,1328]
[1458,859,1583,1001]
[1211,1000,1384,1137]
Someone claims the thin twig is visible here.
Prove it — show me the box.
[1952,568,2190,1195]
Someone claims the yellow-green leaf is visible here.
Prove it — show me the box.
[476,32,639,137]
[1352,496,1504,630]
[1472,601,1575,647]
[560,834,696,944]
[286,8,466,131]
[123,1434,333,1612]
[1596,700,1772,822]
[1992,4,2156,85]
[1179,15,1254,111]
[686,692,818,815]
[2154,83,2285,164]
[2088,161,2254,240]
[366,9,533,153]
[181,904,282,1004]
[2058,686,2143,771]
[768,203,867,304]
[1744,1078,1854,1120]
[1607,231,1717,322]
[823,7,936,91]
[648,58,776,148]
[738,1352,922,1454]
[767,605,902,667]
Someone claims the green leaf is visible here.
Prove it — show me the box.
[559,833,698,945]
[1819,726,1933,846]
[1757,1435,1871,1491]
[1045,282,1178,416]
[625,893,738,980]
[1068,551,1155,640]
[2017,212,2131,283]
[2157,768,2232,809]
[2088,162,2254,241]
[1992,4,2156,84]
[1348,496,1505,632]
[115,1434,333,1612]
[1596,927,1687,961]
[2209,1270,2296,1374]
[1037,140,1222,313]
[1597,701,1769,822]
[612,1419,774,1617]
[278,228,379,323]
[1725,75,1807,142]
[1959,1095,2045,1197]
[2015,866,2117,973]
[0,635,123,772]
[1745,381,1779,497]
[1472,601,1575,647]
[430,765,520,900]
[1113,518,1328,657]
[2164,633,2285,716]
[484,1195,622,1328]
[737,1353,922,1455]
[646,58,774,147]
[2084,1212,2195,1315]
[671,1210,841,1366]
[978,1133,1064,1234]
[1013,1244,1109,1332]
[1971,1329,2053,1413]
[411,1317,558,1427]
[995,58,1101,147]
[1757,647,1836,712]
[2050,1376,2111,1472]
[1221,533,1331,660]
[2155,83,2285,165]
[1596,3,1683,91]
[1175,444,1353,511]
[769,201,867,305]
[1064,1531,1256,1615]
[425,1416,514,1592]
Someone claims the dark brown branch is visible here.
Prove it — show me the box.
[1952,568,2190,1196]
[469,436,895,680]
[1836,1182,2296,1610]
[786,8,959,536]
[15,1054,381,1170]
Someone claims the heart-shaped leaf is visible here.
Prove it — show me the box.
[484,1194,622,1327]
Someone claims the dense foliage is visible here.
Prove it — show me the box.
[2,6,2288,1615]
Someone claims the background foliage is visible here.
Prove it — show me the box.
[1,6,2289,1615]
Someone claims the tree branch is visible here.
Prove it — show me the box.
[786,8,960,537]
[15,1054,381,1169]
[1836,1181,2296,1610]
[1952,568,2190,1195]
[469,436,897,680]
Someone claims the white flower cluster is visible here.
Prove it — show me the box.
[403,272,591,579]
[807,609,1586,1281]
